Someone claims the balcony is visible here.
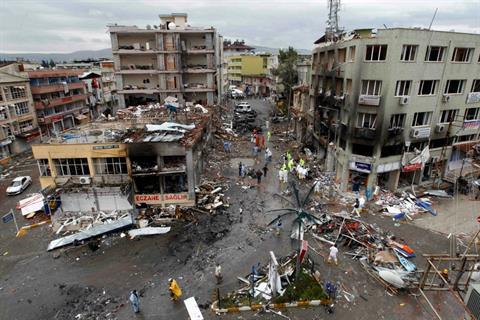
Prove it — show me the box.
[30,82,84,94]
[354,127,377,140]
[358,95,381,106]
[34,94,87,109]
[37,105,85,124]
[184,67,215,74]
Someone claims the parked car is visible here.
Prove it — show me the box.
[230,89,245,99]
[6,176,32,196]
[234,102,256,115]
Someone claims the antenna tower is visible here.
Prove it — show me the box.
[326,0,342,42]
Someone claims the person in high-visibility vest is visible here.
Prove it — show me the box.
[168,278,182,301]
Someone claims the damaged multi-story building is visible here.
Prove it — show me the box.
[108,13,223,108]
[307,28,480,192]
[31,107,211,208]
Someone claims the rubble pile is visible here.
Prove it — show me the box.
[307,212,418,293]
[373,190,438,220]
[54,284,120,320]
[53,210,132,235]
[195,182,229,213]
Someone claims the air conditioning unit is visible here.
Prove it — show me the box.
[79,176,91,185]
[410,128,421,138]
[435,124,446,133]
[465,283,480,319]
[399,96,410,105]
[442,94,451,103]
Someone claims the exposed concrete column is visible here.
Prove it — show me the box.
[117,94,126,109]
[87,157,95,177]
[110,33,118,51]
[387,169,400,191]
[185,149,195,199]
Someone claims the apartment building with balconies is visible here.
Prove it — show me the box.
[0,62,39,162]
[108,13,220,109]
[28,69,89,136]
[309,28,480,192]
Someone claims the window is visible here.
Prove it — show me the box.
[93,157,127,175]
[352,144,374,157]
[425,46,446,62]
[464,108,480,121]
[451,48,473,62]
[471,80,480,93]
[9,86,26,99]
[361,80,382,96]
[444,80,465,95]
[348,46,356,62]
[338,48,346,63]
[457,134,476,142]
[14,101,30,115]
[412,112,432,126]
[395,80,412,96]
[356,112,377,129]
[0,108,8,121]
[439,109,458,123]
[0,90,3,102]
[365,45,387,61]
[400,45,417,61]
[19,120,34,132]
[389,114,406,128]
[418,80,438,96]
[37,159,51,176]
[53,158,90,176]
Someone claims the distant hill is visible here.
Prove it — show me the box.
[0,48,113,63]
[0,45,311,63]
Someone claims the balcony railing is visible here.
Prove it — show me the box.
[30,82,84,94]
[34,94,87,109]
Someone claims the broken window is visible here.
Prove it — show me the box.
[163,155,186,171]
[439,109,458,123]
[389,114,406,128]
[134,176,160,194]
[457,134,476,142]
[412,112,432,127]
[19,119,33,132]
[400,45,417,61]
[444,80,465,94]
[365,45,387,61]
[471,79,480,93]
[8,86,26,99]
[395,80,411,96]
[418,80,438,96]
[352,144,374,157]
[14,101,30,115]
[94,157,127,175]
[356,112,377,129]
[465,108,480,121]
[131,157,158,173]
[53,158,90,176]
[451,47,473,62]
[164,174,188,193]
[381,145,404,157]
[348,46,356,62]
[361,80,382,96]
[37,159,51,176]
[425,46,446,62]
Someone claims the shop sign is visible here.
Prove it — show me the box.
[350,161,371,173]
[134,194,161,204]
[402,162,422,172]
[377,162,401,173]
[164,193,188,203]
[93,145,119,150]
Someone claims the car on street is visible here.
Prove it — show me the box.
[6,176,32,196]
[234,102,256,115]
[229,89,245,99]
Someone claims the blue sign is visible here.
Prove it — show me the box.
[2,211,14,224]
[355,162,372,172]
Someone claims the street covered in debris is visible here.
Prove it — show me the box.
[0,98,473,320]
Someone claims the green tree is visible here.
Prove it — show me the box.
[49,59,55,68]
[272,47,298,120]
[41,60,49,68]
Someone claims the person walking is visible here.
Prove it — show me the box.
[256,169,263,184]
[238,161,243,177]
[214,263,223,284]
[328,244,339,265]
[263,165,268,178]
[267,130,272,142]
[168,278,182,301]
[276,217,283,235]
[129,290,140,314]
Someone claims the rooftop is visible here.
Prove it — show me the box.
[0,71,28,84]
[28,69,85,78]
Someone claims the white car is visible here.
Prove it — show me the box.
[6,176,32,196]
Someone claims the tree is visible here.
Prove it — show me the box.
[41,60,49,68]
[49,59,55,68]
[272,47,298,115]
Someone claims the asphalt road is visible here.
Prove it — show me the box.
[0,100,464,320]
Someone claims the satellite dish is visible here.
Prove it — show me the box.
[168,22,176,30]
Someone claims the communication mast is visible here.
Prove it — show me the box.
[326,0,343,42]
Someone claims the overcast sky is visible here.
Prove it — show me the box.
[0,0,479,53]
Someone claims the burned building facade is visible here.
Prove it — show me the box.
[32,112,211,208]
[309,28,480,192]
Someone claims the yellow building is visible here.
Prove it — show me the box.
[227,54,269,84]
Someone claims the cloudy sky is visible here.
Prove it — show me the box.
[0,0,478,53]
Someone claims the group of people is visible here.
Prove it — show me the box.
[129,278,184,314]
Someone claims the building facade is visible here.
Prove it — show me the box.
[227,53,271,95]
[0,63,39,162]
[109,13,221,108]
[309,28,480,192]
[28,69,89,137]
